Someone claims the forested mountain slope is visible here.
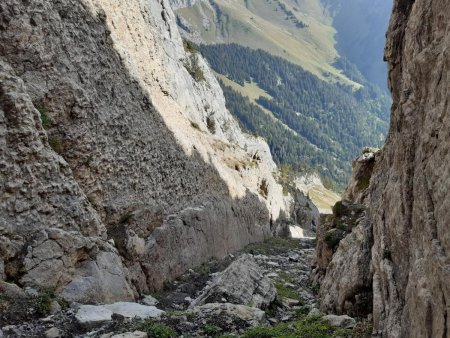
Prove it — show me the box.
[200,44,390,188]
[323,0,393,89]
[173,0,392,189]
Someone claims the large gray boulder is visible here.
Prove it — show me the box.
[322,314,356,329]
[190,254,276,309]
[75,302,164,328]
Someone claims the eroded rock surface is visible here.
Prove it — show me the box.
[315,1,450,337]
[368,0,450,336]
[0,0,318,304]
[343,148,381,204]
[190,254,276,309]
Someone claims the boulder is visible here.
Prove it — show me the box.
[322,314,356,329]
[190,254,276,309]
[111,332,147,338]
[190,303,266,327]
[0,282,27,299]
[141,295,159,306]
[75,305,113,328]
[44,327,62,338]
[75,302,164,328]
[103,302,164,319]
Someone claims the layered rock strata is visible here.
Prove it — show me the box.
[0,0,310,303]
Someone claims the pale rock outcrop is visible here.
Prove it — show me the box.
[289,191,320,234]
[75,302,164,327]
[191,254,276,309]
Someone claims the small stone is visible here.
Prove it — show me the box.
[111,331,147,338]
[322,314,356,329]
[99,334,114,338]
[24,287,39,297]
[50,300,61,315]
[44,327,61,338]
[268,318,278,324]
[141,295,159,306]
[104,302,164,319]
[282,298,300,307]
[281,315,292,322]
[307,308,321,317]
[283,282,296,288]
[41,316,55,323]
[266,272,279,278]
[112,313,126,322]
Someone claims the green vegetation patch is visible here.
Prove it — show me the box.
[184,54,205,82]
[242,315,351,338]
[274,282,299,301]
[137,321,177,338]
[243,237,300,256]
[37,105,52,129]
[183,39,198,53]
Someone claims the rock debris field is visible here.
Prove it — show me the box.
[0,237,370,337]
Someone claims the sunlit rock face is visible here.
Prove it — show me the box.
[0,0,304,303]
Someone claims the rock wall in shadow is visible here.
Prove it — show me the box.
[0,0,279,303]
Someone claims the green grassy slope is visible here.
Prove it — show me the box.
[176,0,360,88]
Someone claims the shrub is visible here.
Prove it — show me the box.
[183,39,198,53]
[137,321,176,338]
[38,106,51,129]
[48,135,64,154]
[332,201,347,218]
[324,231,341,250]
[190,121,201,130]
[242,315,349,338]
[202,324,222,336]
[206,115,216,134]
[274,282,299,300]
[184,54,205,82]
[36,289,56,316]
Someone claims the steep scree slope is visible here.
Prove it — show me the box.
[0,0,301,303]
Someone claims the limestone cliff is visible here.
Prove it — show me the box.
[370,0,449,336]
[0,0,304,304]
[316,0,450,337]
